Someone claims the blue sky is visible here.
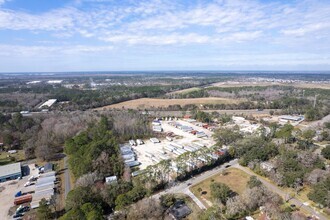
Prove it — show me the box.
[0,0,330,72]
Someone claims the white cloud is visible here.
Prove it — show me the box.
[0,0,330,71]
[0,44,113,56]
[0,0,329,46]
[282,23,330,37]
[101,33,210,45]
[0,0,9,6]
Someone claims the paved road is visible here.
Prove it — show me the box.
[233,164,328,220]
[64,156,71,199]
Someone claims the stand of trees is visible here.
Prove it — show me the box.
[65,116,123,178]
[201,176,289,219]
[233,136,279,166]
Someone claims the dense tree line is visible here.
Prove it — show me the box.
[65,117,124,178]
[167,86,330,121]
[233,136,279,166]
[0,110,153,163]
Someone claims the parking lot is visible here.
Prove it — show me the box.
[132,119,216,169]
[0,164,39,220]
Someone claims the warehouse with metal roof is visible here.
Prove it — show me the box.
[0,162,22,182]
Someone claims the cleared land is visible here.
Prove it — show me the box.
[190,168,250,208]
[0,150,25,166]
[168,87,201,95]
[96,97,244,110]
[210,82,330,89]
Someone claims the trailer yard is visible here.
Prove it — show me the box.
[130,119,216,169]
[0,163,56,220]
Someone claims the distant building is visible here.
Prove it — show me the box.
[260,162,275,172]
[0,162,22,182]
[279,115,304,125]
[47,80,63,84]
[279,115,304,122]
[38,99,57,109]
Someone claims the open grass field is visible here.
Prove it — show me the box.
[210,82,330,89]
[96,97,244,110]
[0,150,25,166]
[190,168,250,208]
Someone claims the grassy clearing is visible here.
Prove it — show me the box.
[96,97,244,110]
[0,150,25,166]
[190,168,250,208]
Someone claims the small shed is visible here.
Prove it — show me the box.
[105,176,117,184]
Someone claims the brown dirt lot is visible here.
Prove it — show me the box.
[96,97,245,110]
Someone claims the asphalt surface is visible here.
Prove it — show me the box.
[64,156,71,199]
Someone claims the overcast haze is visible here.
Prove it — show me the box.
[0,0,330,72]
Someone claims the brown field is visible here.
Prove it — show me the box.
[96,97,244,110]
[190,168,250,208]
[210,82,330,89]
[167,87,201,95]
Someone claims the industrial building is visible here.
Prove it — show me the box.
[0,162,22,182]
[38,99,57,109]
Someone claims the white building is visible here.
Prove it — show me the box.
[38,99,57,109]
[105,176,117,184]
[260,162,275,172]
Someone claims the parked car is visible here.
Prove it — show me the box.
[16,206,30,214]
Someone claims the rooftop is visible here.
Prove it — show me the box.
[169,200,191,220]
[0,162,21,178]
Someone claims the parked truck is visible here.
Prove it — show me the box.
[14,194,32,205]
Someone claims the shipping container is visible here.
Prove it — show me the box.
[14,194,32,205]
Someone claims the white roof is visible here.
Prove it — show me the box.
[0,162,21,178]
[105,176,117,183]
[39,99,57,109]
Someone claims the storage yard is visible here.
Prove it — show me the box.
[122,118,216,170]
[0,163,55,219]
